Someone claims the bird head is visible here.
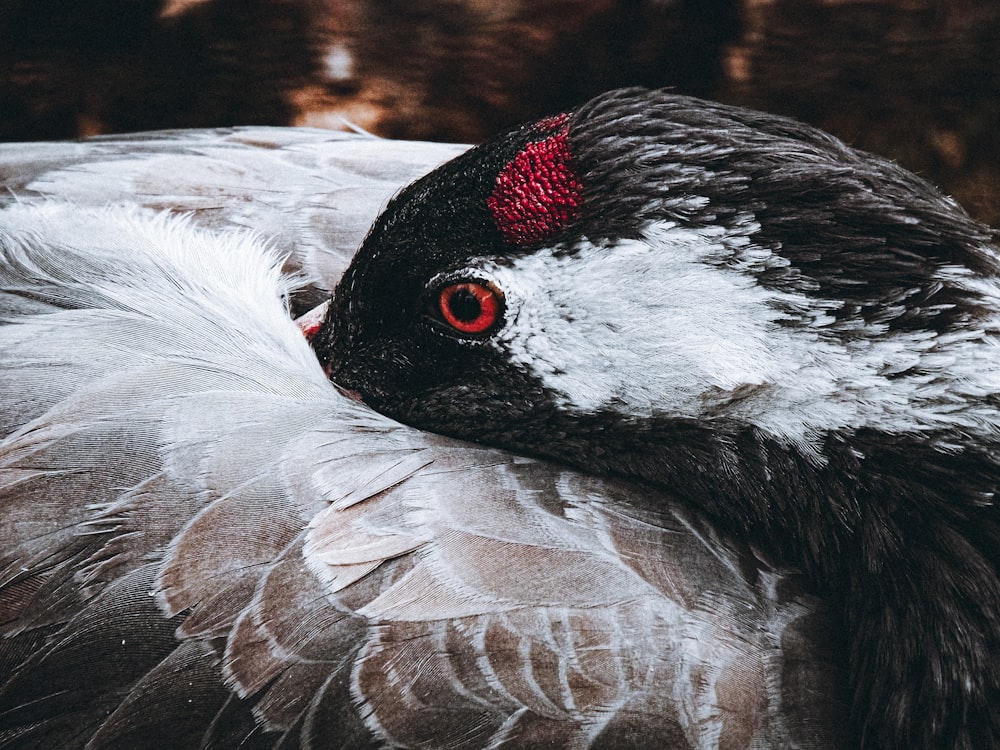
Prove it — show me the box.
[314,87,1000,504]
[313,89,1000,748]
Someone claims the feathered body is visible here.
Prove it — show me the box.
[317,89,1000,748]
[1,132,845,748]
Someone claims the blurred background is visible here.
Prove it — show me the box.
[1,0,998,224]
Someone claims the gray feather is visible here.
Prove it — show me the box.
[1,140,846,748]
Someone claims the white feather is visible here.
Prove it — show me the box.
[451,220,1000,455]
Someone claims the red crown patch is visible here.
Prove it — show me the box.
[487,113,583,245]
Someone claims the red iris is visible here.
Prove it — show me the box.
[437,281,503,335]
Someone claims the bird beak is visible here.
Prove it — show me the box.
[296,300,365,403]
[295,300,331,341]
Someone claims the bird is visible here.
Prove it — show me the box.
[313,87,1000,749]
[0,127,847,748]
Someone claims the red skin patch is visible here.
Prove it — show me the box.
[487,113,583,245]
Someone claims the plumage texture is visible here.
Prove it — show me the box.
[317,88,1000,749]
[0,127,466,312]
[0,134,845,749]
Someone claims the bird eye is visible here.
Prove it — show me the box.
[435,281,504,335]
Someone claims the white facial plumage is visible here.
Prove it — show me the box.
[452,218,1000,456]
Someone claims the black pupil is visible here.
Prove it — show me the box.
[448,287,483,322]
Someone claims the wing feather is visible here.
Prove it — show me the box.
[0,128,466,299]
[0,158,848,748]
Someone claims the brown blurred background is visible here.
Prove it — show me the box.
[1,0,998,224]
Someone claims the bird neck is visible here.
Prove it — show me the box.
[509,413,1000,749]
[845,529,1000,749]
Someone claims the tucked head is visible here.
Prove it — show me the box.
[313,88,1000,750]
[313,87,999,466]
